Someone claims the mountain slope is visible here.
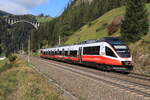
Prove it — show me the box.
[65,7,125,44]
[65,4,150,45]
[0,10,11,16]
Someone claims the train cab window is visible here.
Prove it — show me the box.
[106,47,116,57]
[113,45,130,58]
[83,46,100,55]
[70,50,77,57]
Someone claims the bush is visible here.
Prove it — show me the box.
[8,55,17,62]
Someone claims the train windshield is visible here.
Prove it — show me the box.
[113,45,130,58]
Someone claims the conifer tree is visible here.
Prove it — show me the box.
[121,0,149,42]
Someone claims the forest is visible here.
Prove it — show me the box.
[0,0,149,54]
[32,0,150,49]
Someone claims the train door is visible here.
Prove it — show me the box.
[100,44,105,56]
[78,47,82,62]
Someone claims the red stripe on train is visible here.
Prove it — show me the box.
[82,55,122,65]
[40,54,122,66]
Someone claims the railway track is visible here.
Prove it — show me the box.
[41,57,150,82]
[128,73,150,82]
[22,56,150,98]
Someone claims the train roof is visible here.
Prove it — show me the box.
[99,37,126,45]
[41,37,126,51]
[77,37,125,45]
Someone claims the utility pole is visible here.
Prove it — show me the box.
[22,43,23,54]
[28,35,30,62]
[59,35,61,46]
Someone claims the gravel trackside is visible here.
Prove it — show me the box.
[23,56,149,100]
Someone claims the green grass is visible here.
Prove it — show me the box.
[65,7,125,44]
[0,53,5,57]
[65,4,150,45]
[0,58,64,100]
[36,16,52,23]
[32,52,40,56]
[0,60,6,67]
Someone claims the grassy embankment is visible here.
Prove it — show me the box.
[65,4,150,74]
[0,57,64,100]
[65,7,125,44]
[0,59,6,67]
[36,16,52,23]
[65,4,150,44]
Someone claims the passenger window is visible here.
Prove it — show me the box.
[70,50,77,57]
[52,51,54,55]
[65,51,68,56]
[83,46,100,55]
[106,47,117,57]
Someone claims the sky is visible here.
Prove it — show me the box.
[0,0,71,17]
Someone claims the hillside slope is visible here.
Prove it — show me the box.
[65,7,125,44]
[65,4,150,74]
[36,16,52,23]
[65,4,150,45]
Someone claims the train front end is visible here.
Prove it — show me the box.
[103,37,133,72]
[112,44,133,72]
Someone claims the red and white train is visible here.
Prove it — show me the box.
[40,37,133,72]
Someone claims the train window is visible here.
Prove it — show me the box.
[83,46,100,55]
[54,51,56,55]
[59,51,62,55]
[113,45,130,58]
[57,49,59,55]
[65,51,68,56]
[50,51,51,55]
[52,51,54,55]
[70,50,77,57]
[106,47,117,57]
[61,51,64,55]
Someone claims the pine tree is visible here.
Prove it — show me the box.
[121,0,149,42]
